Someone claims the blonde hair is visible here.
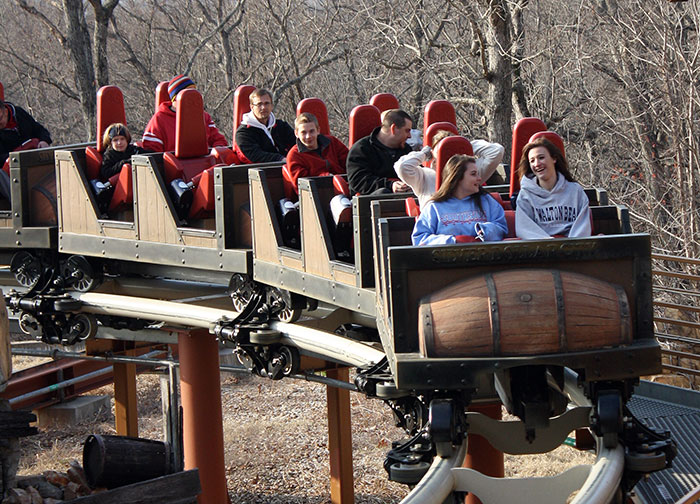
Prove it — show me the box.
[295,112,319,129]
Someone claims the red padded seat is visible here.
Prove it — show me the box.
[3,139,40,175]
[155,81,170,112]
[211,146,240,166]
[424,122,459,148]
[188,166,219,219]
[434,136,473,190]
[348,104,381,146]
[108,163,132,211]
[423,100,456,133]
[369,93,399,113]
[510,117,546,195]
[86,86,126,181]
[405,197,420,217]
[162,88,215,183]
[332,174,350,197]
[505,210,516,238]
[85,146,103,181]
[297,98,330,135]
[233,85,255,145]
[529,131,566,159]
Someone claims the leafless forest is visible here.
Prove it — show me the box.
[1,0,699,257]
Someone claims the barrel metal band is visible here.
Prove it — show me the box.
[552,270,567,351]
[485,273,500,354]
[614,284,632,343]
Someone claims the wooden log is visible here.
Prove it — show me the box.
[419,269,632,358]
[0,411,38,438]
[61,469,200,504]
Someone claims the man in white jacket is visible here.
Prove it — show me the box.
[394,132,504,208]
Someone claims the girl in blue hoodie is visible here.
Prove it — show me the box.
[412,154,507,245]
[515,137,591,239]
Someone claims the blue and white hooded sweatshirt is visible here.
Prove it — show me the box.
[515,172,591,239]
[412,193,507,245]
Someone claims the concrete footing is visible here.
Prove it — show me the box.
[35,395,111,428]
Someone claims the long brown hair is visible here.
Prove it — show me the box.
[431,154,487,214]
[101,123,131,153]
[518,137,575,183]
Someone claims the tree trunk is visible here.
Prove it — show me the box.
[483,0,513,163]
[62,0,97,139]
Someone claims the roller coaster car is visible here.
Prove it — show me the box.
[54,146,253,287]
[371,193,659,394]
[1,143,86,290]
[249,165,411,316]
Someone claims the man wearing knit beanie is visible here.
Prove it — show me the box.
[142,74,227,152]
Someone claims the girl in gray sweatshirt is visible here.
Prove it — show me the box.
[515,137,591,239]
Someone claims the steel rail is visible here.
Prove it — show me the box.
[399,369,625,504]
[73,292,385,369]
[12,291,625,503]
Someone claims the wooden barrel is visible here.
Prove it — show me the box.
[0,296,10,392]
[419,269,632,358]
[30,171,57,226]
[83,434,171,489]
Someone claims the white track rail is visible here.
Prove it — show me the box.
[72,292,623,503]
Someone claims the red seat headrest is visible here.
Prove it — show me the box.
[96,86,126,152]
[510,117,547,196]
[369,93,400,113]
[348,105,381,146]
[297,98,330,136]
[175,89,208,159]
[434,136,473,190]
[423,100,456,133]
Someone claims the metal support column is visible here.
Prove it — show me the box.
[463,402,504,504]
[178,329,229,504]
[326,367,354,504]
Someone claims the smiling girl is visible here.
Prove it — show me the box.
[515,137,591,239]
[411,154,507,245]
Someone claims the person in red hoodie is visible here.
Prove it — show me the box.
[141,75,227,152]
[284,112,349,200]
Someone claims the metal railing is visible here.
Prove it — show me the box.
[652,253,700,384]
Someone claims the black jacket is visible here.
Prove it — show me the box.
[235,119,295,164]
[100,144,150,180]
[346,127,411,195]
[0,103,52,165]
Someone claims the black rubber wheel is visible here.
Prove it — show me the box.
[279,346,300,377]
[249,329,281,345]
[11,251,42,289]
[63,255,102,292]
[229,274,257,313]
[389,462,430,484]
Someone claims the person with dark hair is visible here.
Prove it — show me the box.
[0,98,52,167]
[142,75,227,152]
[100,123,151,180]
[346,109,413,195]
[515,137,590,239]
[411,154,507,245]
[0,97,52,201]
[234,88,296,164]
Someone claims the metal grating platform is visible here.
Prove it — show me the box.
[628,382,700,504]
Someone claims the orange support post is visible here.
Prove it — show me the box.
[464,402,504,504]
[179,329,229,504]
[113,349,138,437]
[326,367,354,503]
